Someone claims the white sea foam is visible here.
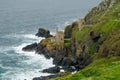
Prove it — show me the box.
[12,41,54,69]
[12,33,43,54]
[8,44,54,80]
[0,33,54,80]
[0,47,12,53]
[21,34,40,40]
[12,43,34,54]
[0,64,13,70]
[2,33,43,42]
[1,69,52,80]
[1,52,54,80]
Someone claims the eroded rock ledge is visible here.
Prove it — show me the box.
[22,0,119,80]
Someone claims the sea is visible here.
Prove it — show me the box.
[0,0,101,80]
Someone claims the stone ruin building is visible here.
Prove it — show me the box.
[77,18,85,30]
[51,28,64,43]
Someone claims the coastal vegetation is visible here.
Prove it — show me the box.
[52,56,120,80]
[51,0,120,80]
[23,0,120,80]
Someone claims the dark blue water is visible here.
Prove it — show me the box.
[0,0,101,80]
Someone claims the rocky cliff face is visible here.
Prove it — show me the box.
[22,0,120,80]
[98,30,120,57]
[64,0,120,71]
[53,0,120,79]
[85,0,119,24]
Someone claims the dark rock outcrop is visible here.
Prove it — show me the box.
[85,0,118,24]
[36,28,52,38]
[36,43,51,59]
[62,66,76,72]
[64,25,73,38]
[22,0,120,80]
[53,55,64,66]
[42,66,60,73]
[90,31,101,42]
[64,22,78,38]
[71,38,76,56]
[99,30,120,57]
[33,74,59,80]
[60,57,76,66]
[22,43,38,51]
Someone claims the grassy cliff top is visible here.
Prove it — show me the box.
[52,56,120,80]
[52,0,120,80]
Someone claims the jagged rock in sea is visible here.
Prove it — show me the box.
[36,42,52,59]
[32,74,59,80]
[42,66,60,73]
[35,28,53,38]
[24,0,120,79]
[22,43,38,51]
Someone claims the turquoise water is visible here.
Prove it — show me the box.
[0,0,101,80]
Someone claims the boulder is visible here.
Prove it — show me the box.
[35,28,52,38]
[22,43,37,51]
[53,55,64,66]
[61,57,76,66]
[62,66,76,72]
[42,66,60,73]
[32,74,59,80]
[36,43,51,59]
[32,77,48,80]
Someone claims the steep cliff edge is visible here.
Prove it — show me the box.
[22,0,120,80]
[52,0,120,80]
[85,0,120,24]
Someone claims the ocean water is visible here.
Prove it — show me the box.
[0,0,101,80]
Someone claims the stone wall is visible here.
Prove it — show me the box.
[56,31,64,43]
[77,19,85,30]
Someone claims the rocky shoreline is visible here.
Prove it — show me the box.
[22,0,119,80]
[22,13,100,80]
[22,27,90,80]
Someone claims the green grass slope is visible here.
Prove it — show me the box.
[53,57,120,80]
[71,1,120,58]
[52,1,120,80]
